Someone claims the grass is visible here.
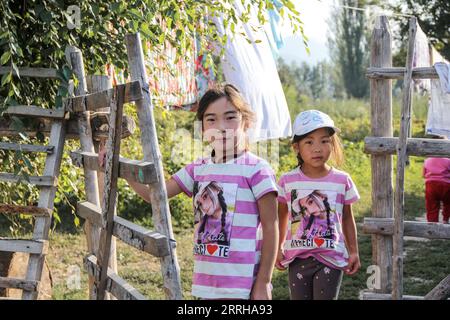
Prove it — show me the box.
[1,94,449,300]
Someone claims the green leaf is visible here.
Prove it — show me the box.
[0,51,11,65]
[1,72,12,86]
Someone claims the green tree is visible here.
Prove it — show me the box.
[328,0,372,99]
[390,0,449,61]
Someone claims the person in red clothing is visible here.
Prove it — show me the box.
[423,136,450,224]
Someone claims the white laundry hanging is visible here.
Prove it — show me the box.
[426,62,450,138]
[213,0,292,142]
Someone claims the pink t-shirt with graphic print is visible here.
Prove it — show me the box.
[173,151,278,299]
[277,167,360,270]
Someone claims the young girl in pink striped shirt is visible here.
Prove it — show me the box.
[120,84,279,300]
[276,110,360,300]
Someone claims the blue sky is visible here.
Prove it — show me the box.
[278,0,332,65]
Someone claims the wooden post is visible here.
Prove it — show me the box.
[97,84,125,300]
[66,46,101,300]
[369,16,394,294]
[87,75,117,300]
[125,33,182,300]
[393,17,417,300]
[424,275,450,300]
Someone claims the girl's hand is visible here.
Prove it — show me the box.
[250,280,272,300]
[345,253,361,275]
[275,249,286,271]
[98,140,107,169]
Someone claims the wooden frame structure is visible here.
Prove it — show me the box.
[361,16,450,300]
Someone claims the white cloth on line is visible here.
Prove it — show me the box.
[434,62,450,93]
[412,25,431,93]
[426,62,450,138]
[213,0,292,142]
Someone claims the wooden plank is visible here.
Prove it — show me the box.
[0,204,51,217]
[0,142,54,154]
[425,276,450,300]
[364,137,450,157]
[87,74,117,301]
[77,201,170,257]
[70,151,158,184]
[360,291,424,300]
[366,66,438,79]
[0,276,39,291]
[369,16,394,294]
[0,115,135,140]
[63,81,142,113]
[96,83,125,300]
[3,106,66,119]
[363,218,450,239]
[84,255,147,300]
[0,173,57,187]
[0,67,58,79]
[126,32,182,300]
[393,17,417,300]
[66,46,101,301]
[0,239,48,255]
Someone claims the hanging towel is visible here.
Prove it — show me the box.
[213,0,292,142]
[426,62,450,138]
[412,25,431,93]
[264,0,285,58]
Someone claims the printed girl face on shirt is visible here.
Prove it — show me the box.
[292,190,328,220]
[299,193,327,220]
[194,182,223,220]
[202,97,246,155]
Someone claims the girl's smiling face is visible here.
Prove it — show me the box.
[202,97,246,157]
[196,188,221,218]
[294,128,332,169]
[299,196,323,217]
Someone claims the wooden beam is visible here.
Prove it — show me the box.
[0,239,48,255]
[360,291,424,300]
[369,15,394,294]
[0,67,58,79]
[365,137,450,157]
[63,81,143,113]
[392,18,417,300]
[0,173,57,187]
[77,202,169,257]
[70,151,158,184]
[3,106,66,119]
[0,276,39,291]
[0,142,54,154]
[0,204,51,217]
[425,276,450,300]
[363,218,450,239]
[0,115,135,140]
[366,66,438,79]
[83,255,147,300]
[126,32,182,300]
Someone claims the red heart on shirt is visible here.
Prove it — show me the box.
[314,238,325,247]
[207,244,218,255]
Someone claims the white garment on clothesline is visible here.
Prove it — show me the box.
[426,63,450,138]
[213,0,292,142]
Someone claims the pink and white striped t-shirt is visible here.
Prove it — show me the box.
[277,167,360,270]
[173,151,278,299]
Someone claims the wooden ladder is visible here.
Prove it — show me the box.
[0,102,67,299]
[67,37,182,299]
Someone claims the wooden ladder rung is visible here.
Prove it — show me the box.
[3,106,65,119]
[0,204,51,217]
[0,276,39,291]
[77,201,170,257]
[0,142,54,154]
[0,239,48,255]
[0,173,57,187]
[70,151,157,184]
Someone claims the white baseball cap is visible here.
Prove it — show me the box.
[292,110,340,137]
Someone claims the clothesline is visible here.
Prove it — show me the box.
[323,0,416,18]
